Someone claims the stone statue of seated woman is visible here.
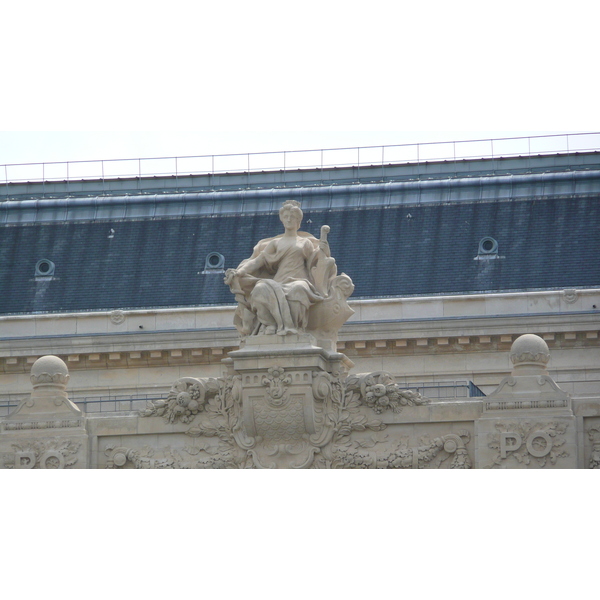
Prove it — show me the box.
[224,200,354,348]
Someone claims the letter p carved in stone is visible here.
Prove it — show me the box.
[14,451,36,469]
[500,432,522,458]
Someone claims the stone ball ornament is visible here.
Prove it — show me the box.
[30,355,70,388]
[509,334,550,372]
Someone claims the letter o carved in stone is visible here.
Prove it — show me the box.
[39,451,66,469]
[526,431,552,458]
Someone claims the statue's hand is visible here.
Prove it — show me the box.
[224,268,238,285]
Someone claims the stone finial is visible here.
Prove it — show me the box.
[24,354,81,415]
[509,334,550,375]
[30,355,70,390]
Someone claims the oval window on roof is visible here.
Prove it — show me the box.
[35,259,55,277]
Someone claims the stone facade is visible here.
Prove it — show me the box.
[2,331,597,468]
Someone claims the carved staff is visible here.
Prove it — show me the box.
[311,225,334,296]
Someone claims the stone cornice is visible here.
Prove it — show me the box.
[1,324,597,373]
[2,288,599,337]
[1,290,598,372]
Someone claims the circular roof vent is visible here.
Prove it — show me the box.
[35,259,55,277]
[204,252,225,272]
[478,237,498,255]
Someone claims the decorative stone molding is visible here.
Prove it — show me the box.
[485,394,569,412]
[563,289,579,304]
[2,419,82,432]
[3,326,599,374]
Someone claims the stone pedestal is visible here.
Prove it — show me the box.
[226,333,354,468]
[475,334,577,468]
[0,356,88,469]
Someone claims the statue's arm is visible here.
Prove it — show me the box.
[237,253,266,276]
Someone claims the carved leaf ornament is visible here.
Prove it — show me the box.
[142,377,219,424]
[348,371,428,415]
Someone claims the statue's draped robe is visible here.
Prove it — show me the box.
[231,232,325,335]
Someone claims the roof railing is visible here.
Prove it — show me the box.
[2,132,600,189]
[0,381,484,416]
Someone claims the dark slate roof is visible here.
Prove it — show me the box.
[1,195,599,315]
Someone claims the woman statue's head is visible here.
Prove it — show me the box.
[279,200,303,230]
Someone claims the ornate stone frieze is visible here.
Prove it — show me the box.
[104,444,242,469]
[331,432,471,469]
